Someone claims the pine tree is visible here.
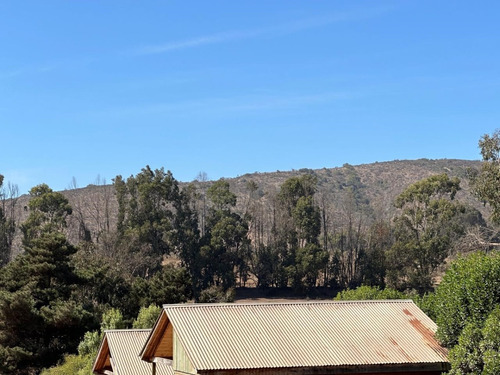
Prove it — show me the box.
[0,185,91,374]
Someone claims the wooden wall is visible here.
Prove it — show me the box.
[173,330,197,375]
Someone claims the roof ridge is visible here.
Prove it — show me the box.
[104,328,151,333]
[162,299,415,308]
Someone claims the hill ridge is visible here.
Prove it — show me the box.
[7,158,486,258]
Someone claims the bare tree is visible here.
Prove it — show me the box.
[196,171,208,237]
[459,225,500,252]
[0,178,18,264]
[65,175,114,248]
[327,189,367,289]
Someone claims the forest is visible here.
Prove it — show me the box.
[0,131,499,375]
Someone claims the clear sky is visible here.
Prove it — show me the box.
[1,1,498,195]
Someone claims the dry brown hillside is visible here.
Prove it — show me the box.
[8,158,488,258]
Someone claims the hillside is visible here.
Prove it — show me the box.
[7,158,487,258]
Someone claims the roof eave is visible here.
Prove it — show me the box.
[140,309,169,362]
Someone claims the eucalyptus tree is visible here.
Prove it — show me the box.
[113,166,199,278]
[200,179,250,290]
[271,174,328,289]
[386,173,465,293]
[469,130,500,225]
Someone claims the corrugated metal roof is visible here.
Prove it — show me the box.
[96,329,173,375]
[163,300,448,371]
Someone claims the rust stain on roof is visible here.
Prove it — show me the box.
[403,308,413,317]
[389,337,413,362]
[403,306,448,357]
[409,318,449,357]
[375,350,389,360]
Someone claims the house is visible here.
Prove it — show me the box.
[140,300,450,375]
[93,329,173,375]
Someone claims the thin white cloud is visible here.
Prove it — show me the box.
[136,29,264,55]
[133,6,394,56]
[0,68,24,80]
[0,64,59,80]
[86,90,358,120]
[0,5,394,78]
[224,91,354,112]
[0,57,98,81]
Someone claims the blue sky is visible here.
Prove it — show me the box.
[1,1,498,195]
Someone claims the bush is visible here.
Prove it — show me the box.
[334,285,408,301]
[40,355,90,375]
[133,304,162,329]
[434,252,500,347]
[198,286,235,303]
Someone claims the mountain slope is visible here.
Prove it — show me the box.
[8,159,487,258]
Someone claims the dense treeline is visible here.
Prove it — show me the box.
[0,131,499,374]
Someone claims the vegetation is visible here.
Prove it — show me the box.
[386,174,465,293]
[0,176,16,266]
[198,179,250,291]
[470,130,500,224]
[132,304,162,329]
[432,252,500,375]
[334,285,409,301]
[433,252,500,346]
[113,166,199,278]
[0,185,90,374]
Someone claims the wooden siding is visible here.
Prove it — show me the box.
[155,322,174,359]
[173,329,197,375]
[93,335,112,374]
[142,310,169,362]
